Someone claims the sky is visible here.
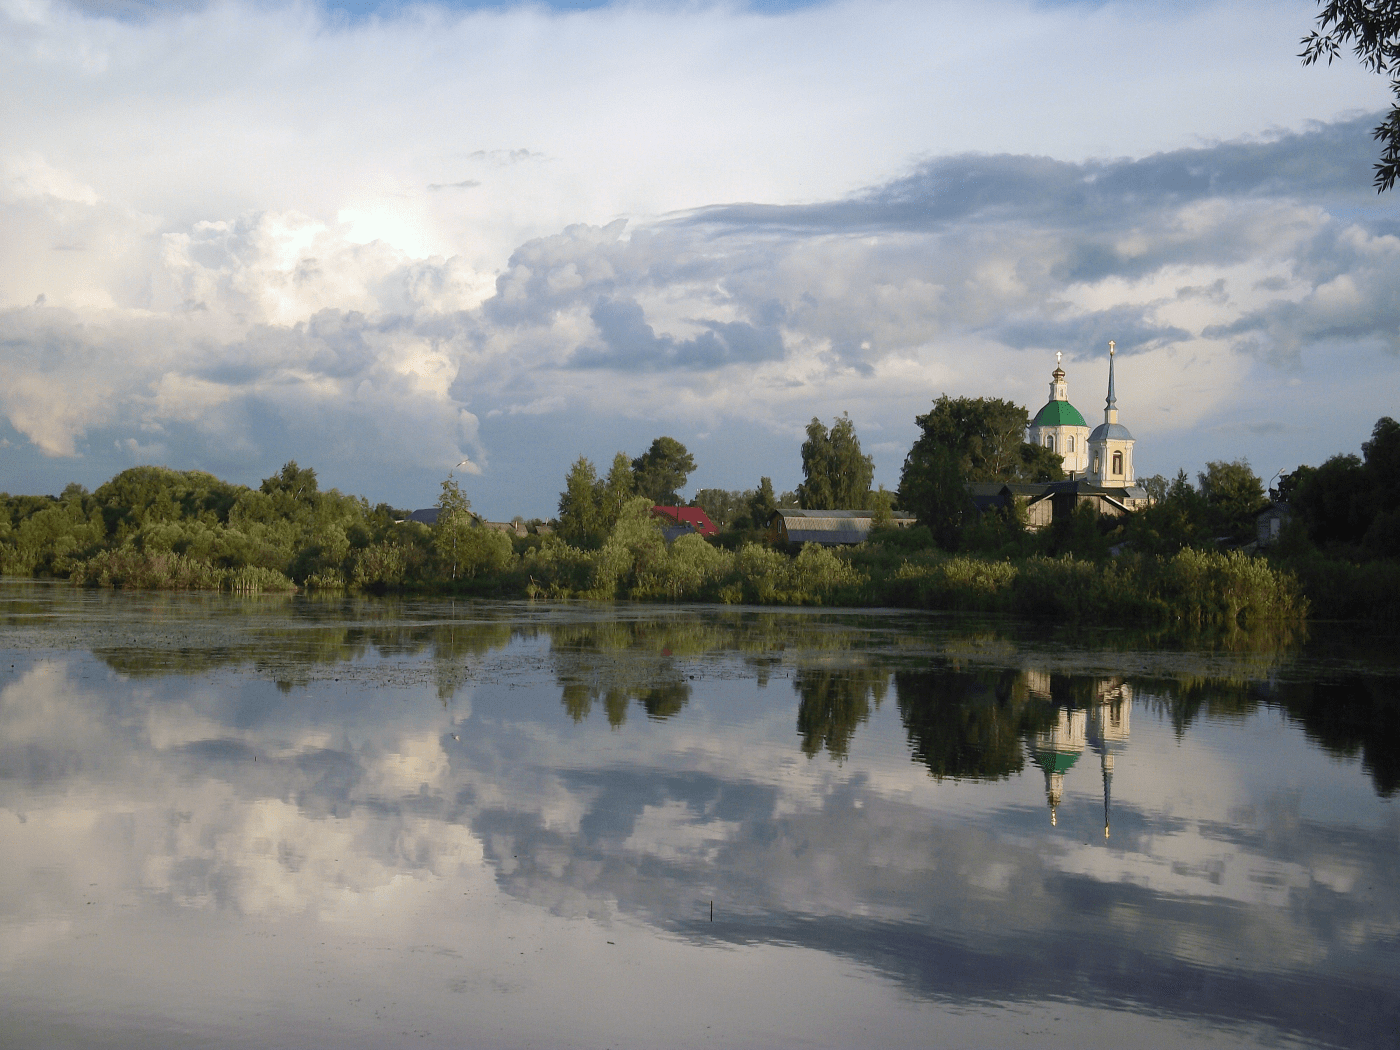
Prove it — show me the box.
[1,0,1397,518]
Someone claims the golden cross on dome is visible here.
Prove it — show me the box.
[1056,350,1062,366]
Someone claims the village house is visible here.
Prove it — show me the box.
[651,505,719,541]
[766,508,918,546]
[1256,501,1292,548]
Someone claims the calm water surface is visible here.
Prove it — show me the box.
[1,581,1397,1048]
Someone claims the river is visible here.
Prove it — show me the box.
[1,581,1396,1048]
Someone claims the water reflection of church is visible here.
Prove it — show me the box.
[1022,671,1132,836]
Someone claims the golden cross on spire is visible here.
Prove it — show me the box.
[1109,339,1116,356]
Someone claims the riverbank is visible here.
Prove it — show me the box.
[50,522,1306,632]
[0,468,1367,628]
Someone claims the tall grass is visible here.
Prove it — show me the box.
[863,548,1304,627]
[1277,553,1400,622]
[72,549,294,593]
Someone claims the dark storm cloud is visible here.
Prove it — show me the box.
[570,297,785,371]
[464,117,1397,390]
[996,304,1192,355]
[680,117,1382,237]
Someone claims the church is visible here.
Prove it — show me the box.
[1015,341,1151,528]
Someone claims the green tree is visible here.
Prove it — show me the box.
[260,461,319,501]
[1019,441,1066,483]
[1288,417,1400,554]
[1302,2,1400,191]
[600,451,637,529]
[434,473,475,580]
[908,396,1030,483]
[868,485,896,526]
[797,413,874,510]
[558,457,606,548]
[897,442,967,549]
[1364,416,1400,484]
[631,437,696,504]
[1363,416,1400,554]
[748,476,778,530]
[1121,469,1210,555]
[1198,460,1267,542]
[1140,473,1171,503]
[1293,454,1370,547]
[453,525,515,579]
[898,396,1026,548]
[691,488,751,529]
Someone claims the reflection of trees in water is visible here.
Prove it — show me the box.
[546,615,904,732]
[559,677,689,728]
[550,621,694,727]
[894,666,1055,781]
[793,667,889,761]
[1271,676,1400,795]
[1119,670,1400,797]
[93,596,523,696]
[1136,677,1257,738]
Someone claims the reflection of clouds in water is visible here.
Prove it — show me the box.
[360,732,450,797]
[622,799,739,864]
[0,914,71,976]
[3,637,1400,1046]
[0,659,105,750]
[0,658,488,921]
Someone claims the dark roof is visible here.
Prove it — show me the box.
[772,510,873,545]
[652,506,718,536]
[1089,422,1135,442]
[407,508,439,525]
[776,509,870,518]
[769,509,916,524]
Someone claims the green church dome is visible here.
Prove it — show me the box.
[1032,400,1087,428]
[1032,750,1082,776]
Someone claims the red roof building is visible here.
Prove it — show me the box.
[651,506,718,537]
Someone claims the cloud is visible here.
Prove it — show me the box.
[1202,223,1400,364]
[995,304,1193,357]
[571,296,785,371]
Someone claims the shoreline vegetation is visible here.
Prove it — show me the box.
[4,409,1397,629]
[0,462,1320,630]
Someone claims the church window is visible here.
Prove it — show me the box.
[1068,436,1074,452]
[1045,435,1055,452]
[1112,451,1123,475]
[1093,453,1101,473]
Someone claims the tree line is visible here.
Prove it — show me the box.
[3,396,1395,623]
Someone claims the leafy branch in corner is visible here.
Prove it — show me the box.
[1301,0,1400,191]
